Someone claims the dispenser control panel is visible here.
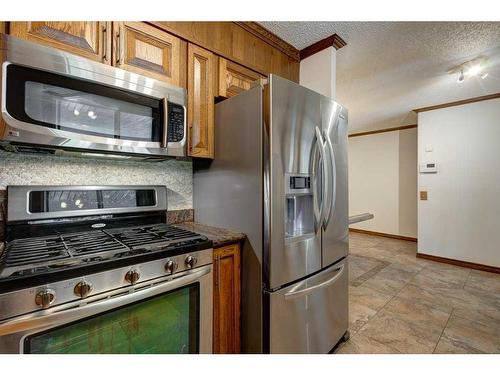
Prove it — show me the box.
[285,174,312,195]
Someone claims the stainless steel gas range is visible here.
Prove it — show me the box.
[0,185,213,354]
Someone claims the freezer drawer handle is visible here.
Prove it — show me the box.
[284,264,345,300]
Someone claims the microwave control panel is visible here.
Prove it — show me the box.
[167,103,185,143]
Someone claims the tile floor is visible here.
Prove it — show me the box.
[335,232,500,354]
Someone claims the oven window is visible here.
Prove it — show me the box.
[24,284,200,354]
[6,64,163,142]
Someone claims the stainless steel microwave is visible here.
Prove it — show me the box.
[0,34,187,160]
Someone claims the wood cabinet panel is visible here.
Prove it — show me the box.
[213,243,241,354]
[218,58,265,98]
[149,22,299,83]
[188,43,215,158]
[10,22,111,63]
[113,22,184,87]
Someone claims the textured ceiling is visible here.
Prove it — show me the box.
[259,22,500,132]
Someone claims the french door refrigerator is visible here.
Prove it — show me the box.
[194,75,349,353]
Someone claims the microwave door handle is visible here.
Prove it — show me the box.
[161,98,168,148]
[284,263,345,300]
[0,265,211,337]
[323,134,336,230]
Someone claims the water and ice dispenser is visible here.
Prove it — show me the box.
[284,174,315,238]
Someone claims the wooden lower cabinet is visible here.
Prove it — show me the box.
[10,22,111,63]
[187,43,216,158]
[213,243,241,353]
[218,58,265,98]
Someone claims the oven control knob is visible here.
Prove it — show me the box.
[125,270,140,285]
[35,289,56,309]
[74,281,93,298]
[185,255,197,269]
[165,260,178,274]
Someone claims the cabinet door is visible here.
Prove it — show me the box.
[213,244,241,354]
[9,22,111,63]
[218,57,265,98]
[188,44,215,158]
[113,22,184,86]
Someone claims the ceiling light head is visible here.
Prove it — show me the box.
[465,64,482,77]
[449,56,489,83]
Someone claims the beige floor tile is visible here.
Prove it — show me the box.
[336,333,401,354]
[357,310,441,353]
[433,335,485,354]
[409,271,466,290]
[349,301,378,333]
[414,265,470,288]
[453,304,500,331]
[465,269,500,294]
[361,264,417,295]
[396,284,454,314]
[438,315,500,353]
[350,284,393,311]
[383,296,451,331]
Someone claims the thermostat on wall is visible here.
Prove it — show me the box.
[419,162,437,174]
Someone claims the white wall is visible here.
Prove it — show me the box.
[418,98,500,267]
[299,47,336,98]
[349,128,418,238]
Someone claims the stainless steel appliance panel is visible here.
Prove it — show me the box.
[0,34,186,158]
[268,75,323,289]
[0,264,213,353]
[194,87,264,353]
[269,258,348,353]
[321,99,349,267]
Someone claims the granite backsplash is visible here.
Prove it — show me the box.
[0,150,193,209]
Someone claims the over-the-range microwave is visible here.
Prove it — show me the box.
[0,34,187,160]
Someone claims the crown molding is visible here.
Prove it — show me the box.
[413,92,500,113]
[300,34,347,60]
[349,124,417,138]
[234,22,300,62]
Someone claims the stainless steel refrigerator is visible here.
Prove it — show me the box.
[194,75,349,353]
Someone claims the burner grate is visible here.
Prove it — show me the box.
[64,231,128,255]
[111,225,202,249]
[4,236,70,267]
[2,224,207,271]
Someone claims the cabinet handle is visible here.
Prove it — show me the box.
[115,27,121,65]
[102,24,108,62]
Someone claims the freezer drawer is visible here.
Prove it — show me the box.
[268,258,348,353]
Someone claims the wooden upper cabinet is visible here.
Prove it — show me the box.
[218,58,265,98]
[188,43,215,158]
[9,22,111,63]
[213,243,241,354]
[112,22,184,87]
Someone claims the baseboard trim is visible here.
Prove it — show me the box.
[349,228,417,242]
[416,253,500,274]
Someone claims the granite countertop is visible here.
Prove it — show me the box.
[173,222,246,248]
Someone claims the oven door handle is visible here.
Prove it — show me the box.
[0,265,211,337]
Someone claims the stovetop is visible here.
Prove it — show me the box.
[0,224,212,292]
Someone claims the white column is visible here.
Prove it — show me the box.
[299,47,336,99]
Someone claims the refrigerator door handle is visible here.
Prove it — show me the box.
[323,133,336,230]
[312,126,327,233]
[284,263,345,300]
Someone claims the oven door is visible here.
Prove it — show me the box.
[0,265,212,354]
[268,258,348,353]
